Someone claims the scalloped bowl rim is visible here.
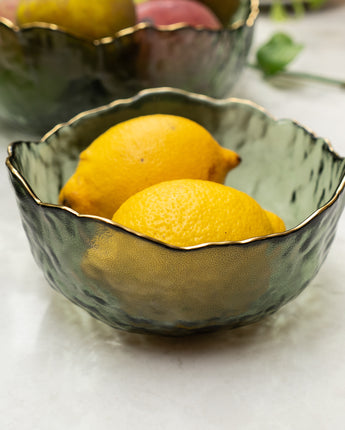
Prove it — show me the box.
[6,87,345,251]
[0,0,259,44]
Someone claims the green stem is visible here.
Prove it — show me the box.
[247,63,345,89]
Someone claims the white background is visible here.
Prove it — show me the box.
[1,2,345,429]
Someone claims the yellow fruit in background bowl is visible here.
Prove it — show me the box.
[59,114,240,219]
[16,0,137,40]
[113,179,286,247]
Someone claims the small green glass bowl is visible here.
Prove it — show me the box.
[6,88,345,336]
[0,0,258,135]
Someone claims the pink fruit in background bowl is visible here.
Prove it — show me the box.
[136,0,222,29]
[0,0,19,22]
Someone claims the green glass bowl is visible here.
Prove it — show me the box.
[6,88,345,336]
[0,0,258,135]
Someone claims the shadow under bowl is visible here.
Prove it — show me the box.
[6,87,345,336]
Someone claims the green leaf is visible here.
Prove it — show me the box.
[256,32,304,76]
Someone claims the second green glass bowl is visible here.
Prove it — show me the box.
[0,0,258,134]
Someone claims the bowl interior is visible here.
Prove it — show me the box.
[11,90,345,231]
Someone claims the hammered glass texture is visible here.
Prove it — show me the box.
[7,90,345,335]
[0,0,256,134]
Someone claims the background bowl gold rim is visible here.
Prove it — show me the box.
[0,0,259,44]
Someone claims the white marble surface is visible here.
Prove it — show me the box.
[1,3,345,429]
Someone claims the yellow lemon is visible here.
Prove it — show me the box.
[59,114,240,219]
[265,209,286,233]
[16,0,136,40]
[112,179,286,247]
